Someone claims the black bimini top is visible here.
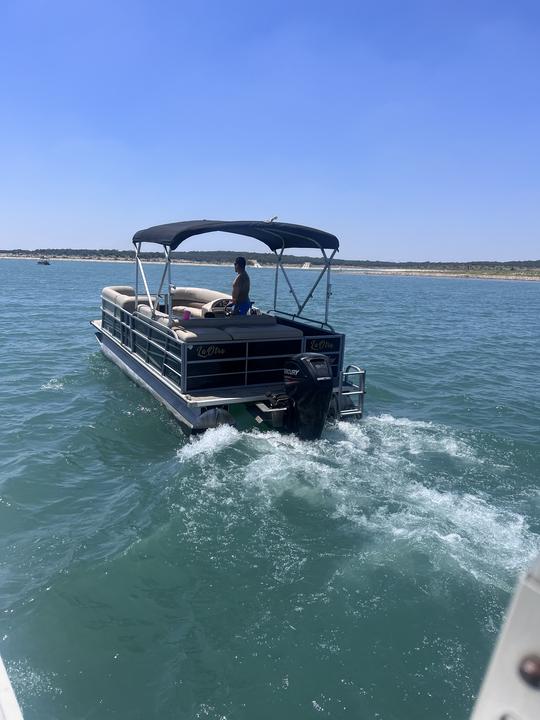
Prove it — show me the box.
[132,220,339,253]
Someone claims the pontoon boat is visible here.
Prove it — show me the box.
[90,220,365,439]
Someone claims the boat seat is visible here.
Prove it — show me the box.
[135,304,302,342]
[171,287,231,312]
[102,286,136,312]
[172,326,232,342]
[172,305,206,319]
[171,286,231,306]
[223,323,303,340]
[136,304,172,326]
[102,287,156,313]
[171,287,231,319]
[103,285,135,297]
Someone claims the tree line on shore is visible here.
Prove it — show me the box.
[1,247,539,270]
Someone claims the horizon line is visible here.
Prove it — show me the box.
[1,248,539,266]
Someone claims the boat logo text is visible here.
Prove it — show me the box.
[309,340,334,351]
[196,345,226,359]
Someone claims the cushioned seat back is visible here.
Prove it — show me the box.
[136,304,171,328]
[171,287,231,309]
[102,286,137,312]
[102,285,135,297]
[102,287,158,313]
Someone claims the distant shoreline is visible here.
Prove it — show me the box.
[1,254,539,282]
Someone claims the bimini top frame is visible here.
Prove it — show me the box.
[132,219,340,328]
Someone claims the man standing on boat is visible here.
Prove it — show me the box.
[229,256,251,315]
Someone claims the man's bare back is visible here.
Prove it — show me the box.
[232,270,250,304]
[230,257,251,315]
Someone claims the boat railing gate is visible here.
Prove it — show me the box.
[338,365,366,418]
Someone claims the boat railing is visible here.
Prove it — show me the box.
[131,323,183,383]
[102,302,183,384]
[101,300,344,396]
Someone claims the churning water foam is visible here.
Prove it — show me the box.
[176,415,539,592]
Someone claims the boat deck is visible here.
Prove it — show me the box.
[184,382,285,406]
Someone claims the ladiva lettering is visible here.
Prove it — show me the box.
[309,339,335,351]
[196,345,226,359]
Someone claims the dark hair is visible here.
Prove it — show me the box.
[235,256,246,270]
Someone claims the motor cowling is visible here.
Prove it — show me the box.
[284,353,334,440]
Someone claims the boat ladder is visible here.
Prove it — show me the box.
[338,364,366,418]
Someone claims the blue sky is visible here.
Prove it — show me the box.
[1,0,539,261]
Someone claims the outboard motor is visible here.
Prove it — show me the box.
[284,353,334,440]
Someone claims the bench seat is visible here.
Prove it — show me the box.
[172,326,232,342]
[135,303,303,342]
[102,286,156,313]
[223,324,303,340]
[171,287,231,317]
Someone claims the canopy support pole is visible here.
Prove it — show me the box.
[135,242,140,302]
[153,247,171,316]
[273,248,282,311]
[325,249,335,324]
[136,251,154,308]
[276,253,302,313]
[135,247,172,317]
[168,251,172,321]
[296,249,336,319]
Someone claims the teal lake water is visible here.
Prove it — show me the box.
[1,259,539,719]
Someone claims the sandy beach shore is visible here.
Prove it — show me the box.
[1,254,539,281]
